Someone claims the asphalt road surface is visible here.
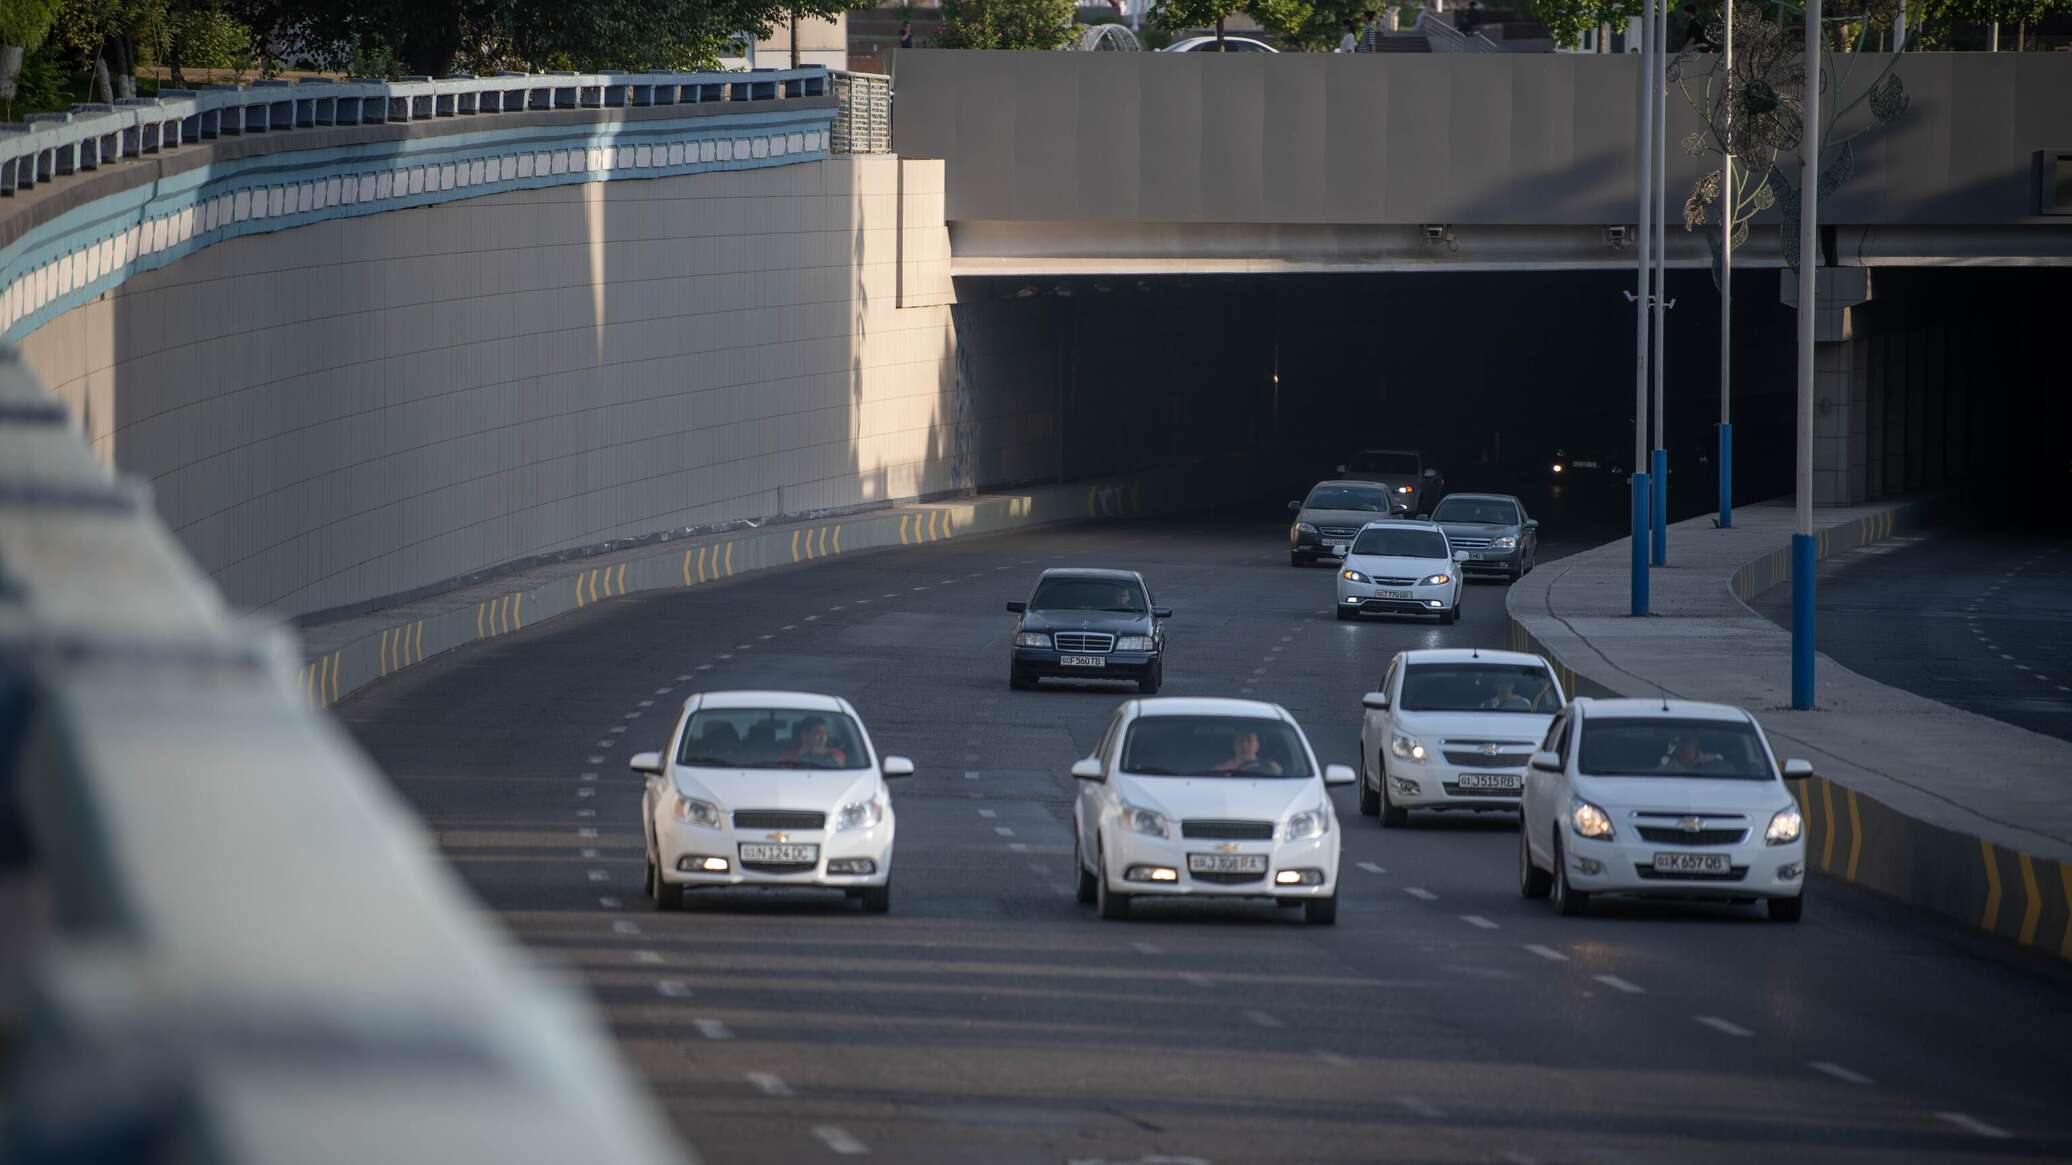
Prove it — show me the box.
[340,511,2072,1165]
[1751,529,2072,744]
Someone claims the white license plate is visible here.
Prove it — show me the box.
[1456,772,1522,790]
[1652,852,1731,874]
[1468,552,1488,560]
[1573,460,1600,468]
[1323,538,1349,547]
[739,843,819,864]
[1187,853,1269,874]
[1375,590,1411,600]
[1060,655,1105,668]
[1332,544,1350,557]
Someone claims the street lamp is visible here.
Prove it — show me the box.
[1718,0,1735,530]
[1792,0,1820,710]
[1630,0,1656,617]
[1651,0,1669,567]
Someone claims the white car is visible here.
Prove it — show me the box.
[1070,697,1355,924]
[1334,520,1468,624]
[1359,648,1567,827]
[632,691,912,913]
[1161,34,1278,51]
[1518,698,1810,922]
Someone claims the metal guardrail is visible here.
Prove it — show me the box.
[832,71,891,154]
[1420,12,1505,52]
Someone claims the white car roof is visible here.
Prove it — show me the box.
[1132,696,1290,722]
[690,690,852,713]
[1359,519,1442,531]
[1395,648,1551,668]
[1577,698,1750,722]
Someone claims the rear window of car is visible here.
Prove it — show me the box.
[1400,664,1562,713]
[1576,717,1774,780]
[677,708,870,770]
[1348,451,1421,475]
[1121,716,1313,778]
[1351,528,1448,558]
[1305,486,1395,512]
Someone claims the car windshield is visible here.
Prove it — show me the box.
[1305,486,1395,512]
[1400,664,1562,713]
[1030,578,1146,613]
[1432,499,1521,526]
[1350,528,1448,558]
[1577,717,1774,780]
[1347,451,1421,476]
[677,708,870,770]
[1121,716,1314,778]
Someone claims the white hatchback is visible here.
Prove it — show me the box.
[1071,698,1355,924]
[1359,648,1566,826]
[1334,520,1467,624]
[1519,698,1810,921]
[633,691,912,913]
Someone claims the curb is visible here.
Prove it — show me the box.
[1506,499,2072,963]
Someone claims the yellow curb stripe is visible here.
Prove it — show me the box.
[683,549,692,586]
[515,592,524,630]
[791,529,800,562]
[833,525,842,554]
[1819,779,1837,870]
[327,652,340,704]
[696,544,708,583]
[817,527,828,557]
[616,563,625,594]
[899,514,910,545]
[725,542,734,576]
[414,620,423,664]
[381,629,393,676]
[1845,788,1863,880]
[1981,839,2002,931]
[2017,853,2042,946]
[477,602,486,639]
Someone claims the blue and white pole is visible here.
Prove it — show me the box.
[1630,0,1657,616]
[1791,0,1821,710]
[1717,0,1735,530]
[1649,0,1669,566]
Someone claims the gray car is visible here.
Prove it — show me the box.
[1428,492,1538,582]
[1336,449,1444,516]
[1288,480,1408,567]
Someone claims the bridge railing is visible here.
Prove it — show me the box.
[1419,13,1505,52]
[832,71,892,153]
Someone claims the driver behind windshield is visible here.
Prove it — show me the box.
[780,716,847,766]
[1213,729,1284,775]
[1481,677,1534,711]
[1657,735,1724,772]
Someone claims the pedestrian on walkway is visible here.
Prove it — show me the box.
[899,21,914,49]
[1358,10,1384,51]
[1459,0,1482,36]
[1338,20,1359,51]
[1679,4,1716,50]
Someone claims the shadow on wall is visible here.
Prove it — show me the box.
[14,155,963,621]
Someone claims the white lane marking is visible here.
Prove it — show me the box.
[597,738,617,746]
[782,625,798,631]
[938,579,957,585]
[1695,1015,1753,1037]
[655,688,674,695]
[611,920,642,936]
[1460,915,1499,930]
[1009,842,1030,852]
[696,663,714,671]
[694,1019,734,1040]
[813,1126,869,1155]
[1180,972,1214,988]
[747,1072,795,1097]
[587,755,605,764]
[1243,1009,1283,1029]
[1316,1051,1354,1068]
[1396,1096,1444,1120]
[912,586,929,591]
[577,809,596,818]
[758,634,774,640]
[634,950,664,964]
[578,827,599,839]
[978,809,998,818]
[716,654,733,660]
[623,712,641,719]
[1935,1112,2012,1140]
[963,770,980,780]
[1809,1061,1874,1085]
[1132,941,1164,955]
[883,592,900,598]
[581,772,598,782]
[1523,944,1569,962]
[1593,974,1645,994]
[587,869,609,881]
[656,980,691,998]
[581,848,601,859]
[1356,862,1387,874]
[638,700,655,707]
[735,644,752,650]
[674,674,691,681]
[598,896,622,908]
[1404,887,1438,901]
[578,788,596,798]
[854,598,871,605]
[994,826,1016,836]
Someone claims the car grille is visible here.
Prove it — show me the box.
[740,859,818,874]
[1637,826,1749,845]
[1192,870,1267,885]
[1316,525,1361,539]
[733,810,827,830]
[1443,750,1533,769]
[1180,819,1275,840]
[1633,864,1748,882]
[1450,537,1493,549]
[1441,781,1522,798]
[1053,631,1115,654]
[1368,576,1417,586]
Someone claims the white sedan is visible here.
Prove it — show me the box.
[1071,697,1355,924]
[633,691,912,913]
[1359,648,1566,826]
[1161,34,1278,51]
[1334,520,1467,624]
[1519,698,1809,921]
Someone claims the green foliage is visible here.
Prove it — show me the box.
[2,0,66,50]
[1152,0,1313,39]
[1529,0,1639,49]
[1285,0,1372,50]
[163,6,255,71]
[9,44,70,109]
[935,0,1077,48]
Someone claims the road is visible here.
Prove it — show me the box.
[339,510,2072,1165]
[1750,529,2072,744]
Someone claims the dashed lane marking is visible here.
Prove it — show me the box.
[978,809,997,818]
[1008,842,1030,852]
[1461,915,1499,929]
[581,848,600,859]
[586,869,609,881]
[1594,974,1645,994]
[694,1019,734,1040]
[634,951,664,964]
[587,755,605,764]
[1356,862,1387,874]
[1935,1113,2012,1139]
[1523,944,1568,962]
[994,826,1016,836]
[1132,942,1164,955]
[1396,1097,1444,1120]
[1316,1051,1354,1068]
[1404,887,1437,900]
[611,920,642,936]
[1809,1061,1874,1085]
[598,896,621,908]
[656,980,691,998]
[1696,1015,1753,1037]
[578,828,598,839]
[813,1126,868,1155]
[963,770,980,780]
[1180,972,1214,988]
[747,1072,795,1098]
[674,674,691,681]
[1243,1009,1283,1029]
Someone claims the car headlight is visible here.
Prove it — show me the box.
[1570,798,1615,840]
[1014,632,1052,648]
[1765,806,1804,845]
[1389,732,1426,763]
[835,795,885,832]
[1341,568,1370,584]
[672,794,722,829]
[1395,484,1415,494]
[1491,535,1518,550]
[1420,573,1452,586]
[1120,803,1171,838]
[1283,806,1330,841]
[1295,522,1318,534]
[1116,635,1156,651]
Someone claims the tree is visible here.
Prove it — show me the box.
[1529,0,1641,49]
[2,0,66,117]
[1152,0,1313,48]
[1937,0,2066,48]
[934,0,1077,49]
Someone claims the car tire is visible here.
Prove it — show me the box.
[1304,893,1339,926]
[858,883,891,914]
[1442,602,1461,625]
[1519,822,1553,899]
[1009,663,1035,691]
[1074,836,1098,904]
[1290,553,1309,568]
[1357,759,1381,817]
[1552,832,1591,917]
[1095,841,1131,921]
[1379,776,1409,829]
[1767,893,1804,923]
[648,853,682,912]
[1138,661,1162,695]
[1336,605,1359,622]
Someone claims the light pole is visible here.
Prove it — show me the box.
[1650,0,1669,566]
[1631,0,1655,616]
[1718,0,1734,529]
[1792,0,1820,710]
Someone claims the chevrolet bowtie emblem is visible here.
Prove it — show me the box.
[767,832,791,842]
[1480,743,1503,756]
[1216,842,1241,853]
[1678,817,1704,833]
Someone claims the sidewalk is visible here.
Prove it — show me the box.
[1507,495,2072,957]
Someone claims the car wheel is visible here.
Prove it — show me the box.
[1379,775,1409,829]
[1518,821,1552,899]
[858,883,891,914]
[1442,602,1461,625]
[1304,893,1339,926]
[1095,840,1131,921]
[1767,893,1804,923]
[1073,836,1098,904]
[1357,758,1381,817]
[1290,553,1308,568]
[648,852,682,912]
[1336,604,1359,622]
[1138,661,1162,695]
[1552,831,1591,917]
[1009,663,1035,691]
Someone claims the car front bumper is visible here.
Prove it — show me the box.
[1454,547,1524,576]
[1104,830,1338,899]
[1562,831,1806,900]
[657,819,894,889]
[1013,647,1159,679]
[1335,577,1458,617]
[1383,763,1526,810]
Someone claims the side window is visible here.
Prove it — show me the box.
[1381,655,1402,698]
[1542,712,1570,758]
[1095,711,1126,763]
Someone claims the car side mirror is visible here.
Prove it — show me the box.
[1070,758,1105,782]
[630,751,663,775]
[1005,600,1027,613]
[1323,764,1356,787]
[1529,750,1561,773]
[1361,691,1389,710]
[1152,606,1173,619]
[1524,518,1539,529]
[1288,500,1302,512]
[1453,549,1471,563]
[882,756,915,778]
[1423,468,1438,478]
[1782,758,1814,779]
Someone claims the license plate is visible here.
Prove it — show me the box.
[1323,538,1349,547]
[1060,655,1105,668]
[1652,852,1731,873]
[1375,590,1411,600]
[1468,552,1487,560]
[1456,772,1522,790]
[1573,460,1600,468]
[1332,544,1350,557]
[1187,853,1268,874]
[739,843,819,864]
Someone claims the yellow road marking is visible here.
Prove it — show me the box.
[1845,788,1863,880]
[833,525,842,554]
[929,510,941,541]
[791,529,800,562]
[414,621,423,663]
[899,514,910,545]
[477,602,486,638]
[515,592,524,629]
[1981,840,2002,930]
[500,593,512,635]
[1819,779,1836,870]
[682,549,692,586]
[2017,853,2042,946]
[327,652,340,704]
[697,544,708,583]
[817,527,828,557]
[616,563,625,594]
[725,542,734,576]
[577,571,588,606]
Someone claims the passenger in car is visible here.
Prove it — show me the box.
[780,717,848,766]
[1658,735,1725,772]
[1214,729,1284,775]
